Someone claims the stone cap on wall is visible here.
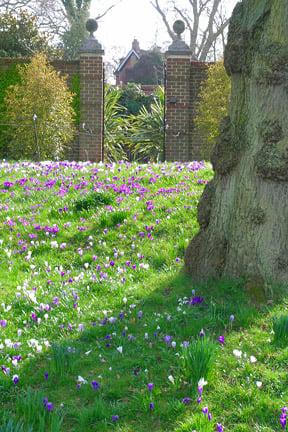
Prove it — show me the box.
[79,19,104,55]
[166,20,191,56]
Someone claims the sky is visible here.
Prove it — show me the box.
[91,0,239,63]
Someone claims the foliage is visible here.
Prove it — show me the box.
[119,83,154,116]
[104,84,129,162]
[126,49,164,85]
[0,11,58,58]
[0,64,21,158]
[195,61,231,160]
[273,315,288,345]
[181,338,217,386]
[5,53,75,160]
[128,86,164,162]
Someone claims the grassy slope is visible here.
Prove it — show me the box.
[0,161,287,432]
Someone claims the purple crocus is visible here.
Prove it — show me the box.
[111,415,119,422]
[216,424,224,432]
[202,406,209,415]
[218,335,225,345]
[0,320,7,327]
[149,402,155,411]
[189,296,204,306]
[182,397,192,405]
[46,402,54,412]
[147,383,154,392]
[280,407,287,430]
[12,375,19,385]
[44,372,49,380]
[91,380,100,390]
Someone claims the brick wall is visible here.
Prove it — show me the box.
[79,54,103,162]
[164,55,210,162]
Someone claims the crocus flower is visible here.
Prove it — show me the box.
[147,383,154,392]
[12,375,19,385]
[189,296,204,306]
[182,397,192,405]
[44,372,49,380]
[218,335,225,345]
[91,380,100,390]
[0,320,7,327]
[111,415,119,422]
[216,424,224,432]
[149,402,155,411]
[46,402,54,412]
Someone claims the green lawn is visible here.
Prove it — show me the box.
[0,161,287,431]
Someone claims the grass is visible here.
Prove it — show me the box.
[0,160,287,431]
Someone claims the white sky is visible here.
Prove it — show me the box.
[91,0,239,62]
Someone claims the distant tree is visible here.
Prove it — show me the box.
[0,10,55,57]
[150,0,232,61]
[1,1,121,58]
[195,61,231,159]
[125,49,164,85]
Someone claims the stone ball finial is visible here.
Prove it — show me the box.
[86,18,98,37]
[173,20,185,37]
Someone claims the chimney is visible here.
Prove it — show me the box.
[132,39,140,54]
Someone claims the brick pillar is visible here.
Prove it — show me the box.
[79,19,104,162]
[164,20,192,162]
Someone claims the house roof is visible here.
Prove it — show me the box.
[114,49,140,74]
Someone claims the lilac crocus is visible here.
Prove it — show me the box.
[164,335,172,345]
[44,372,49,380]
[0,320,7,327]
[111,415,119,422]
[182,397,192,405]
[216,424,224,432]
[149,402,155,411]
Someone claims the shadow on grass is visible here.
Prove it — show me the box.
[1,270,286,432]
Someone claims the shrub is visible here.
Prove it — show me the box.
[195,61,231,160]
[181,338,217,386]
[273,315,288,345]
[5,53,75,160]
[128,86,164,162]
[104,85,129,162]
[0,64,21,158]
[119,83,154,115]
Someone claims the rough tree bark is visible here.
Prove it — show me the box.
[185,0,288,286]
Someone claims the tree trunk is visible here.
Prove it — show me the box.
[185,0,288,287]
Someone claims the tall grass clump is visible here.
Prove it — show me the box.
[51,343,76,377]
[181,338,217,386]
[273,315,288,345]
[15,388,62,431]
